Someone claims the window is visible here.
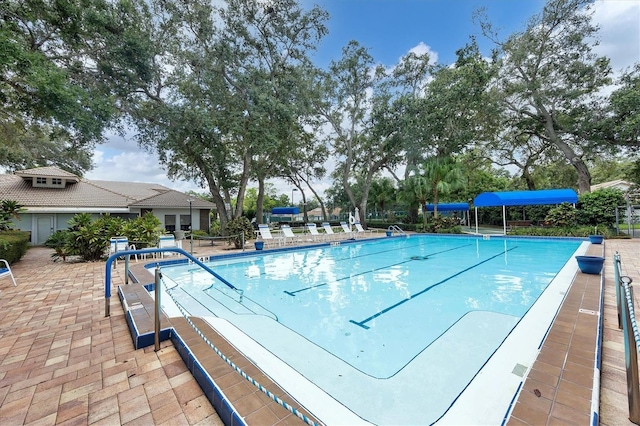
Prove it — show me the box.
[180,214,191,231]
[36,177,47,184]
[164,215,176,232]
[52,178,62,185]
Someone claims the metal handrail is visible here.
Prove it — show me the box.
[614,252,640,423]
[387,225,406,235]
[104,247,237,317]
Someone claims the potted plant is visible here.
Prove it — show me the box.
[575,255,605,274]
[588,226,603,244]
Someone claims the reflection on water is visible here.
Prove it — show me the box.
[162,236,581,378]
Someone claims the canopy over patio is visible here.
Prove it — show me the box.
[271,207,300,215]
[472,189,579,234]
[424,202,470,212]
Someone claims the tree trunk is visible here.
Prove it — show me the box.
[256,178,265,224]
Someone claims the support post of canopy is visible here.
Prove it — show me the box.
[503,205,507,235]
[475,207,478,235]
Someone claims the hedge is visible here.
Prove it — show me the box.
[0,231,31,264]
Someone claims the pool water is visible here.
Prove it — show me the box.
[158,235,584,424]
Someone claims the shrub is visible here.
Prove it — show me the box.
[576,188,625,227]
[0,230,30,263]
[123,212,162,248]
[45,231,74,262]
[544,203,577,227]
[416,216,462,234]
[0,200,24,231]
[224,217,254,249]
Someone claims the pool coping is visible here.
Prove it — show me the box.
[121,235,605,425]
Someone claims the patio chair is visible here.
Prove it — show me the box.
[280,224,301,245]
[109,236,129,265]
[306,223,325,242]
[340,221,356,239]
[0,259,17,287]
[257,224,283,248]
[159,234,178,257]
[354,222,374,238]
[321,222,340,241]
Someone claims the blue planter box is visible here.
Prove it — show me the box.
[254,241,264,250]
[588,235,604,244]
[575,255,605,274]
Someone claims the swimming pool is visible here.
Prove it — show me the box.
[156,235,587,425]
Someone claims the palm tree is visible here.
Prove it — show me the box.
[369,177,396,221]
[424,156,465,216]
[414,156,465,225]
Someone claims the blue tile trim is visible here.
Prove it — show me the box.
[169,330,247,426]
[117,288,247,425]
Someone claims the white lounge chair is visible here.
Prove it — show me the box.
[306,223,325,242]
[340,221,356,239]
[257,224,283,248]
[0,259,17,287]
[280,224,301,245]
[354,222,374,237]
[321,222,340,241]
[159,234,178,257]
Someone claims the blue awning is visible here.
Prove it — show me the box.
[425,202,469,212]
[473,189,578,207]
[271,207,300,215]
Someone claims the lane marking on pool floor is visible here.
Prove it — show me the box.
[349,246,519,329]
[282,244,473,297]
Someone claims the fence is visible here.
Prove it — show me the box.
[614,252,640,424]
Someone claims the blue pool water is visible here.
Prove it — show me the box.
[158,235,581,380]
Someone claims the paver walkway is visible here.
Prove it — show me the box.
[0,246,222,425]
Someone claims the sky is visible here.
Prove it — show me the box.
[85,0,640,200]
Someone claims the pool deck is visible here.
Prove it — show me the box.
[0,235,638,425]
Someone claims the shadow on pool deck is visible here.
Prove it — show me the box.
[0,235,638,425]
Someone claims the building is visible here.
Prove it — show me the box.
[0,166,215,244]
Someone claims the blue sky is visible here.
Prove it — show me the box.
[304,0,545,68]
[86,0,640,196]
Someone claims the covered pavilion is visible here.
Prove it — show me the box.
[473,188,579,235]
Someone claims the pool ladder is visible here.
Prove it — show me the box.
[387,225,407,236]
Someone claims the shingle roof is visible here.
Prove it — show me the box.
[15,166,80,181]
[0,167,216,210]
[0,175,133,208]
[130,190,215,208]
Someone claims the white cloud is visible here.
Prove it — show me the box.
[592,0,640,72]
[407,41,439,64]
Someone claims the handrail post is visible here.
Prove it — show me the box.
[622,283,640,423]
[125,255,129,285]
[154,266,161,352]
[615,253,623,329]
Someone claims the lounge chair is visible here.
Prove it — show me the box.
[257,224,283,248]
[0,259,17,287]
[340,221,356,239]
[280,224,301,245]
[321,222,340,241]
[159,234,179,257]
[306,223,325,242]
[354,222,374,237]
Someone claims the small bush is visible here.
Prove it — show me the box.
[0,230,30,263]
[544,203,577,227]
[224,217,254,249]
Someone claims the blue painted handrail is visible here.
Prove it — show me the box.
[104,247,236,316]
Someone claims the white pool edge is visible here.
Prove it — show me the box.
[436,241,589,424]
